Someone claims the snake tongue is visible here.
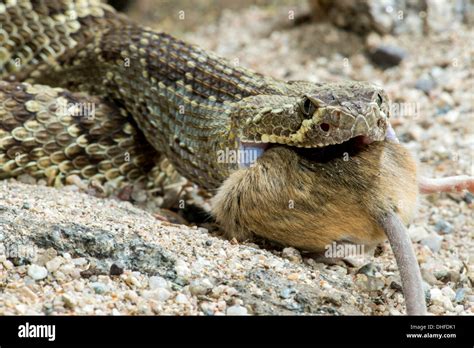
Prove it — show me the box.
[386,124,400,143]
[354,122,399,146]
[238,142,269,168]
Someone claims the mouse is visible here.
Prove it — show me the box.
[211,138,473,315]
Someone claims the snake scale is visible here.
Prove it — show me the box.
[0,0,390,199]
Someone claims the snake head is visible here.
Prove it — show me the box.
[237,81,389,148]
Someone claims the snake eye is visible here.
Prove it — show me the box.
[301,97,316,118]
[376,93,383,107]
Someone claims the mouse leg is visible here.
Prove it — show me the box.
[419,175,474,194]
[379,211,427,315]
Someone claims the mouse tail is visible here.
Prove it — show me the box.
[379,211,427,315]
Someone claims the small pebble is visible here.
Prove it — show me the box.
[143,288,171,302]
[109,262,124,276]
[357,263,379,277]
[422,282,431,302]
[18,286,38,300]
[287,273,300,281]
[59,263,75,276]
[441,286,456,301]
[429,304,446,315]
[200,302,215,315]
[434,220,453,234]
[27,265,48,281]
[368,45,407,69]
[279,287,296,299]
[322,292,343,306]
[436,92,455,110]
[2,259,14,270]
[72,257,88,266]
[62,294,77,309]
[45,257,63,273]
[149,276,168,290]
[415,76,437,93]
[124,275,141,288]
[443,110,459,124]
[124,290,139,302]
[354,274,385,292]
[189,278,213,296]
[408,225,429,242]
[197,227,208,234]
[226,305,248,315]
[466,295,474,303]
[437,270,460,284]
[175,260,191,278]
[281,247,302,263]
[462,192,474,204]
[454,288,467,303]
[430,288,454,311]
[420,234,443,253]
[175,294,188,304]
[390,281,402,291]
[90,282,108,295]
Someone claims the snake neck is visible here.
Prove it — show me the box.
[22,22,287,189]
[1,1,292,189]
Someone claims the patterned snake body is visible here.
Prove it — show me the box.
[0,0,389,191]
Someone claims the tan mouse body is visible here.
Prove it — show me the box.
[212,140,473,315]
[212,141,417,252]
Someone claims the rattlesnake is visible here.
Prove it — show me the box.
[0,0,389,193]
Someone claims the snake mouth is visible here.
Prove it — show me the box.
[238,121,395,166]
[239,135,377,167]
[286,135,374,163]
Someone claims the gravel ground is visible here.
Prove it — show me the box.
[1,181,369,315]
[0,2,472,315]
